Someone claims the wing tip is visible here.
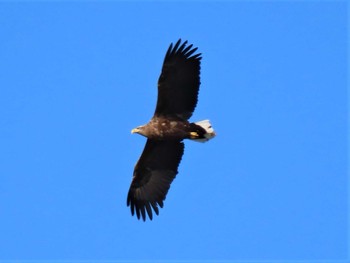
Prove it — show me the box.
[127,190,163,222]
[165,39,201,61]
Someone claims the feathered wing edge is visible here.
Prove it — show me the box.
[164,39,202,61]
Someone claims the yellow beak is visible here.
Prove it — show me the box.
[131,128,139,134]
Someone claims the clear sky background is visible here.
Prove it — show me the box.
[0,1,347,262]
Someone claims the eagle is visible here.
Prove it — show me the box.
[127,39,215,221]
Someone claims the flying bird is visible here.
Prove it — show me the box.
[127,39,215,221]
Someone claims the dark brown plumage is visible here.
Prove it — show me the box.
[155,40,201,120]
[127,39,215,221]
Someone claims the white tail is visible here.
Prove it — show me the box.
[192,120,216,143]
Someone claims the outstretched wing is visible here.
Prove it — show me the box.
[154,39,202,120]
[127,139,184,221]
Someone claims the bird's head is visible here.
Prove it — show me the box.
[131,125,146,137]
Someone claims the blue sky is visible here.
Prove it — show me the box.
[0,1,347,261]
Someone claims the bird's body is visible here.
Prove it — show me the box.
[132,117,210,141]
[127,39,215,221]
